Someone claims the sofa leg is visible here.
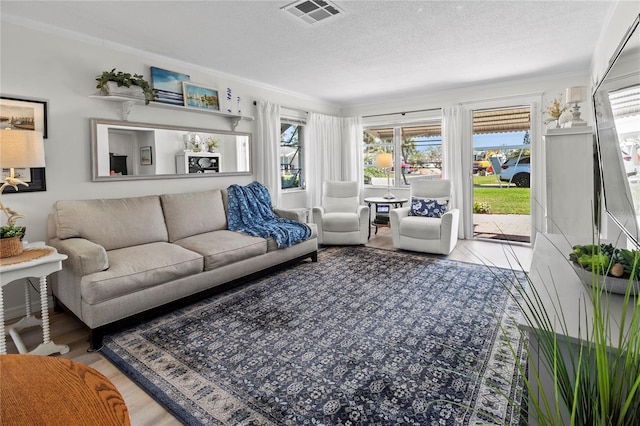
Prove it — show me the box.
[88,329,104,352]
[311,251,318,262]
[52,296,64,313]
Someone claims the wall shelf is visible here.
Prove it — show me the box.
[89,93,254,130]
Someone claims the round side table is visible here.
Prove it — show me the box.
[363,197,409,239]
[0,354,131,425]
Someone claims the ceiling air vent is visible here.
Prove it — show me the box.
[282,0,343,25]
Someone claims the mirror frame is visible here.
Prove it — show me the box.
[90,118,252,181]
[592,14,640,247]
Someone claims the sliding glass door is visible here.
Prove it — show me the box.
[469,105,533,244]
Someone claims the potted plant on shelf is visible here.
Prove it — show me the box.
[96,68,154,104]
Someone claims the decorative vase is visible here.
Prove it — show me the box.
[224,88,233,114]
[0,236,24,258]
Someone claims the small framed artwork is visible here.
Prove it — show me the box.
[182,82,219,111]
[0,95,48,138]
[140,146,153,165]
[0,168,46,193]
[150,67,190,106]
[0,95,48,193]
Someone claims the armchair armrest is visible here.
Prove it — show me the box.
[311,207,325,243]
[48,237,109,276]
[390,207,410,247]
[439,208,460,254]
[357,205,370,243]
[311,206,325,221]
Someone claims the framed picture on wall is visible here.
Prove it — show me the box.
[140,146,152,165]
[0,96,48,138]
[150,67,190,106]
[182,82,219,111]
[0,95,48,193]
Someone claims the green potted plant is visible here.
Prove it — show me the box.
[96,68,154,104]
[0,223,26,258]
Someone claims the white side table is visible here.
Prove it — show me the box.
[0,242,69,355]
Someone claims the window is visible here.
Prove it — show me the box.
[363,121,442,186]
[280,121,304,190]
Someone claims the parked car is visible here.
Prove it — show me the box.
[500,155,530,188]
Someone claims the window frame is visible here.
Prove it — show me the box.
[280,118,305,191]
[363,115,443,188]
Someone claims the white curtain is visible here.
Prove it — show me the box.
[341,116,363,184]
[255,101,282,206]
[443,105,465,238]
[306,113,362,207]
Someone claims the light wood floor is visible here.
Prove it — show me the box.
[4,229,532,426]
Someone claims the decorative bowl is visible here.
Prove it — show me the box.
[571,262,640,296]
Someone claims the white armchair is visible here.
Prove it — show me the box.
[312,181,369,245]
[390,179,459,255]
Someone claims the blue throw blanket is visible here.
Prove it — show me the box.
[227,181,311,248]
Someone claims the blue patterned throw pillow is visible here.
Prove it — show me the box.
[410,197,448,217]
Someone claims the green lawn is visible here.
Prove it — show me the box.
[473,175,530,215]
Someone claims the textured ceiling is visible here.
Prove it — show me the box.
[0,1,616,106]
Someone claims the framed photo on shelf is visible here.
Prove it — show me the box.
[140,146,152,165]
[0,95,48,193]
[150,67,190,106]
[182,82,219,111]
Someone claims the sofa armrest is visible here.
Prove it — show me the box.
[48,237,109,276]
[273,207,305,222]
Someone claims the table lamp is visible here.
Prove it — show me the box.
[565,86,587,127]
[375,152,395,199]
[0,130,46,225]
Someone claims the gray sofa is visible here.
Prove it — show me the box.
[47,189,317,349]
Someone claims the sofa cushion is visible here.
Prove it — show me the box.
[54,196,169,251]
[400,216,442,239]
[161,190,227,242]
[80,242,203,306]
[174,230,267,271]
[322,212,360,232]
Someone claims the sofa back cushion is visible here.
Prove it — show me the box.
[160,190,227,242]
[53,195,169,251]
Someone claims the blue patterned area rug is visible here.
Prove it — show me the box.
[102,246,527,425]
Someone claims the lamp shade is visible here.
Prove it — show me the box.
[0,130,45,168]
[566,86,586,103]
[375,152,393,168]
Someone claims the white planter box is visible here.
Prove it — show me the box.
[104,81,144,100]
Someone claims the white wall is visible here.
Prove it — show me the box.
[0,19,339,318]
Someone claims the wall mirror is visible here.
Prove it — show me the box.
[593,14,640,247]
[91,118,252,181]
